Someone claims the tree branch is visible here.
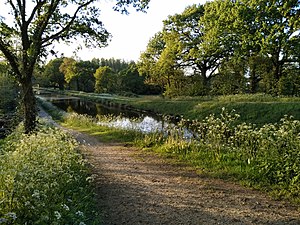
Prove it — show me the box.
[42,0,95,45]
[7,0,22,28]
[0,38,21,78]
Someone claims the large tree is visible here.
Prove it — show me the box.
[163,4,222,87]
[0,0,150,133]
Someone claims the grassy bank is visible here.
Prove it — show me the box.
[0,123,100,224]
[38,88,300,126]
[38,94,300,205]
[41,98,300,205]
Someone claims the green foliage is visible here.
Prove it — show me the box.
[42,58,65,90]
[139,109,300,202]
[0,125,100,224]
[138,0,300,97]
[94,66,115,93]
[0,70,18,114]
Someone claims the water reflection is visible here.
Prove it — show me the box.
[98,116,164,133]
[48,98,164,133]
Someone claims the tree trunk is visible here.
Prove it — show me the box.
[21,78,37,134]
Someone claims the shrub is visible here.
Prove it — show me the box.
[0,125,100,224]
[140,109,300,202]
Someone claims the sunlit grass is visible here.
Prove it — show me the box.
[62,113,142,144]
[39,95,300,204]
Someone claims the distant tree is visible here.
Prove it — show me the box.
[94,66,114,93]
[76,60,98,92]
[59,58,78,90]
[0,0,150,133]
[43,58,65,89]
[138,32,166,90]
[119,62,150,95]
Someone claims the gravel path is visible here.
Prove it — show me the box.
[38,108,300,225]
[72,132,300,225]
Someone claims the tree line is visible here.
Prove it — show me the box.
[0,0,299,133]
[138,0,300,97]
[0,0,150,133]
[36,57,161,95]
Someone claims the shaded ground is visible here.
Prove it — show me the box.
[39,109,300,225]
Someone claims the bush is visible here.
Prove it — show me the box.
[0,125,100,224]
[139,109,300,202]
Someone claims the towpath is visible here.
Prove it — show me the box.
[39,108,300,225]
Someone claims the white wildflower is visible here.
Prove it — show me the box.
[32,190,40,199]
[0,218,7,224]
[54,211,61,220]
[79,222,86,225]
[6,212,17,220]
[76,211,84,217]
[62,204,70,211]
[25,201,30,206]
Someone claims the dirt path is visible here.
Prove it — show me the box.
[68,131,299,225]
[38,109,300,225]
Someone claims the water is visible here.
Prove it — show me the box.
[39,95,165,133]
[98,116,165,133]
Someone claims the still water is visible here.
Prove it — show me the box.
[45,97,165,134]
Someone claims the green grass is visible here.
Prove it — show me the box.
[41,89,300,126]
[38,93,300,205]
[61,113,142,144]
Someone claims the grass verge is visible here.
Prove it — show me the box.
[39,89,300,126]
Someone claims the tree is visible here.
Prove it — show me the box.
[43,58,65,89]
[59,57,78,90]
[76,60,98,92]
[0,0,150,133]
[245,0,300,84]
[201,0,300,94]
[94,66,114,93]
[119,62,150,95]
[163,4,222,90]
[138,32,166,90]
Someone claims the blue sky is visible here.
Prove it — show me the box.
[60,0,206,61]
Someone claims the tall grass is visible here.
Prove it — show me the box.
[137,108,300,203]
[0,124,100,224]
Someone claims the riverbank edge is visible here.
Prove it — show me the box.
[34,87,300,125]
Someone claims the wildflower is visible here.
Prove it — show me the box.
[6,212,17,220]
[76,211,84,217]
[54,211,61,220]
[0,218,7,224]
[62,204,70,211]
[79,222,86,225]
[32,190,40,199]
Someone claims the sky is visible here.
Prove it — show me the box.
[59,0,206,62]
